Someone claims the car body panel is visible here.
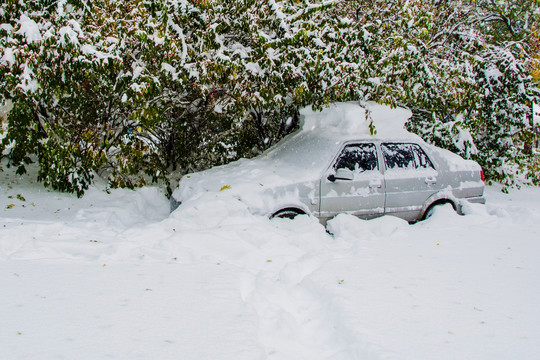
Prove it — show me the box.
[383,168,442,221]
[319,169,386,220]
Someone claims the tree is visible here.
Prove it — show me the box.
[1,0,351,195]
[1,0,539,196]
[340,0,540,185]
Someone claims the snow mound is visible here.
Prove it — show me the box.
[326,213,409,239]
[169,192,261,230]
[3,157,540,360]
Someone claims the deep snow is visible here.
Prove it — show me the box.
[1,161,540,360]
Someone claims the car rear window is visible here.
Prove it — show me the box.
[382,143,434,170]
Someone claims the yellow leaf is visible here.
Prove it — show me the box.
[220,185,231,191]
[6,204,15,209]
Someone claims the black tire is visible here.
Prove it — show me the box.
[271,208,305,220]
[422,201,456,220]
[423,205,438,220]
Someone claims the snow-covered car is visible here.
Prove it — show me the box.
[170,103,485,223]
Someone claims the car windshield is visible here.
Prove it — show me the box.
[264,132,340,171]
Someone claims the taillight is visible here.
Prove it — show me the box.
[480,169,485,182]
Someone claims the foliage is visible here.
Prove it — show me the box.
[0,0,346,195]
[1,0,539,196]
[339,0,540,185]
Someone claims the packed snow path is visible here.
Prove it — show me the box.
[1,168,540,359]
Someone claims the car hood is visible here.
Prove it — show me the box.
[171,131,340,214]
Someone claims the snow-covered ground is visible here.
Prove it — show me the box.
[1,163,539,360]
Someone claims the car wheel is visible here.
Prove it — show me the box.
[423,205,437,220]
[271,208,305,220]
[423,201,455,220]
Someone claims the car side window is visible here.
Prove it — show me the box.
[411,144,435,169]
[382,143,415,169]
[382,143,434,170]
[334,143,378,172]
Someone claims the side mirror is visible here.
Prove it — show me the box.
[328,168,354,182]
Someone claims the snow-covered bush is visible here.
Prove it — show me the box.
[1,0,538,195]
[397,0,540,185]
[1,0,151,195]
[0,0,347,195]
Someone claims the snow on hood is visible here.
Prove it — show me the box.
[171,134,336,214]
[172,102,414,210]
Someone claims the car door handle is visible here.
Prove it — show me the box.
[369,180,382,188]
[425,176,437,185]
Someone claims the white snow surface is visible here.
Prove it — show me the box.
[1,161,540,360]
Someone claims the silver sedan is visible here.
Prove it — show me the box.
[171,129,485,224]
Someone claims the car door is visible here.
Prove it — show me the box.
[381,142,441,221]
[319,143,385,220]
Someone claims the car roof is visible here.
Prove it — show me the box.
[298,102,417,142]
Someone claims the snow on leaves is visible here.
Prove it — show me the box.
[0,0,538,195]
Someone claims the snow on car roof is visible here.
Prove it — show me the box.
[298,101,417,142]
[293,102,479,172]
[263,102,417,167]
